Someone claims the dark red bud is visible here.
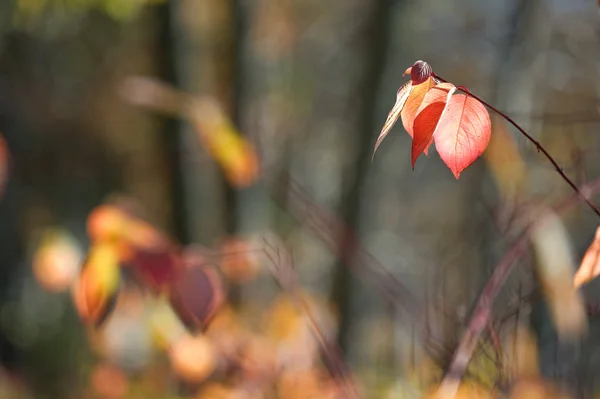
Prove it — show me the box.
[407,60,432,85]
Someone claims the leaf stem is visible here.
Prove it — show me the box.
[434,73,600,218]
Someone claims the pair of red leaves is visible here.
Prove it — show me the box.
[76,203,224,331]
[373,61,492,179]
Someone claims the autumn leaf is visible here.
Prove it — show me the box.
[432,93,491,179]
[73,243,121,326]
[372,81,412,157]
[120,77,260,188]
[169,265,225,331]
[186,99,260,188]
[372,60,436,158]
[127,245,181,293]
[401,76,436,138]
[574,226,600,288]
[411,83,457,167]
[374,61,494,179]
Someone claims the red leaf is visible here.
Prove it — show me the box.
[373,81,412,158]
[401,76,436,137]
[169,265,224,331]
[574,226,600,288]
[127,246,181,293]
[433,93,491,178]
[411,83,457,167]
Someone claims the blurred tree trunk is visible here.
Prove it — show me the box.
[330,0,397,355]
[163,0,235,246]
[163,0,246,307]
[156,2,190,243]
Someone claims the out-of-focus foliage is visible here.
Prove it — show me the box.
[120,76,261,188]
[14,0,165,23]
[574,225,600,288]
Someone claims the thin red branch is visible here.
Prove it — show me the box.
[433,73,600,219]
[436,177,600,398]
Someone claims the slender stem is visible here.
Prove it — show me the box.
[261,237,361,399]
[433,73,600,218]
[436,176,600,398]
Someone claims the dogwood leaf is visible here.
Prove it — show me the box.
[432,93,491,178]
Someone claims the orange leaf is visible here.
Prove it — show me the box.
[411,83,457,167]
[73,244,120,326]
[372,81,412,157]
[574,226,600,288]
[433,93,491,178]
[401,76,436,137]
[187,99,260,188]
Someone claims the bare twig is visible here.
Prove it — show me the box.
[271,173,453,361]
[261,236,361,399]
[436,177,600,398]
[434,73,600,219]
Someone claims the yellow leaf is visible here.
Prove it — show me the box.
[186,98,260,188]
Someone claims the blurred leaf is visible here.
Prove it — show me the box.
[169,265,225,331]
[484,117,527,204]
[32,227,83,292]
[573,226,600,288]
[88,202,181,292]
[120,77,261,188]
[127,245,181,293]
[72,243,121,326]
[147,298,187,350]
[169,333,217,383]
[186,98,260,188]
[87,205,130,244]
[530,209,588,340]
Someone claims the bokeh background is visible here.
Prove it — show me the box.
[1,0,600,398]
